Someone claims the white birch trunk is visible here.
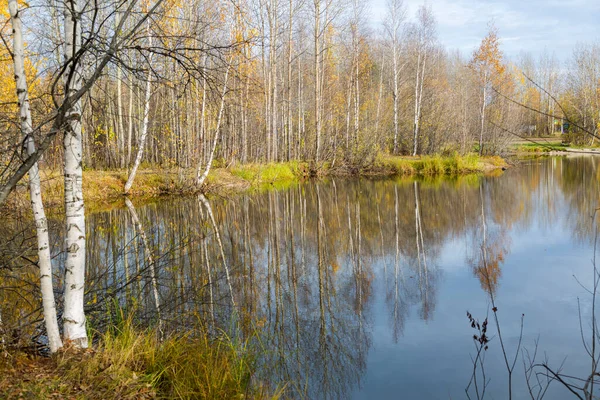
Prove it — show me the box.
[9,0,63,353]
[63,0,88,348]
[392,39,399,154]
[413,49,427,156]
[116,65,125,167]
[196,60,231,187]
[479,71,488,156]
[314,0,321,162]
[127,57,134,166]
[124,18,153,193]
[412,52,421,156]
[375,51,384,138]
[286,0,293,161]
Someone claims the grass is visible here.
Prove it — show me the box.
[228,161,308,189]
[0,316,283,399]
[513,142,568,153]
[372,153,506,177]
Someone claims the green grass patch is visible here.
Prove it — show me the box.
[229,161,308,186]
[513,142,567,153]
[373,153,504,177]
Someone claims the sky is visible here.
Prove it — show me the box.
[370,0,600,62]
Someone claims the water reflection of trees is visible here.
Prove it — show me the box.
[3,156,600,397]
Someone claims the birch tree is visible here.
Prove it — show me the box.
[411,5,436,156]
[313,0,322,162]
[196,59,232,187]
[8,0,63,353]
[63,0,87,347]
[383,0,405,154]
[124,16,154,194]
[469,24,505,156]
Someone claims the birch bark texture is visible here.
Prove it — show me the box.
[384,0,405,155]
[63,0,88,348]
[125,16,154,194]
[411,5,435,156]
[8,0,63,353]
[196,60,232,187]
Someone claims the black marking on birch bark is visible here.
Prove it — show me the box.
[67,243,79,253]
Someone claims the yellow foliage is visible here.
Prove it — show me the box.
[469,24,505,85]
[0,0,44,118]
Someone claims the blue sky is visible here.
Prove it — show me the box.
[370,0,599,61]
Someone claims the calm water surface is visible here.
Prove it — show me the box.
[80,156,600,399]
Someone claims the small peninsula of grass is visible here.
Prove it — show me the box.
[370,153,506,176]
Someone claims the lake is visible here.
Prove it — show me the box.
[78,156,600,398]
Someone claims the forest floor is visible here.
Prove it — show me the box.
[5,153,508,213]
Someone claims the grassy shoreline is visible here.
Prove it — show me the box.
[0,318,279,399]
[6,153,508,211]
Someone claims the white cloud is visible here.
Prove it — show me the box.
[369,0,600,60]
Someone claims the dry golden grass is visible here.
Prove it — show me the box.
[0,316,285,399]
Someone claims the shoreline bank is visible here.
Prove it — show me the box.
[5,154,508,212]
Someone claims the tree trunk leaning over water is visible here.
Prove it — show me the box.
[8,0,63,353]
[63,0,88,348]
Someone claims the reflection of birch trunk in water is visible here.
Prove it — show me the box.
[346,194,360,312]
[376,195,387,277]
[393,185,405,341]
[198,194,236,308]
[266,193,273,330]
[125,198,162,334]
[394,186,405,284]
[300,188,307,275]
[332,179,342,228]
[316,184,330,391]
[243,197,255,314]
[414,181,429,318]
[479,183,490,293]
[480,184,488,264]
[355,201,363,319]
[123,217,130,299]
[271,191,287,368]
[203,241,215,325]
[287,190,301,369]
[347,196,355,265]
